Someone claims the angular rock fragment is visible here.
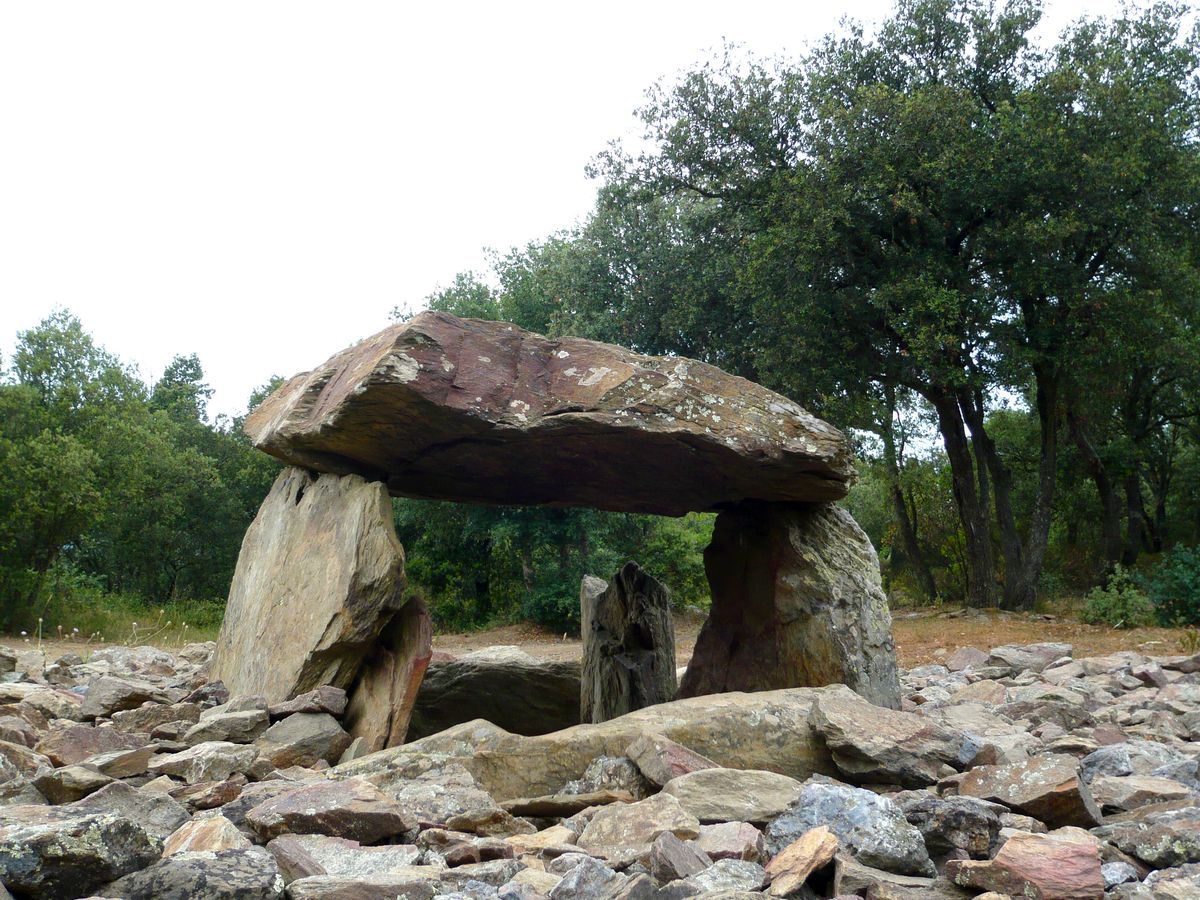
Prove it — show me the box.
[79,675,170,719]
[576,792,701,859]
[764,825,838,896]
[834,854,972,899]
[957,753,1102,829]
[896,792,1003,862]
[183,707,269,745]
[245,776,416,843]
[1091,775,1195,812]
[809,685,965,787]
[32,763,112,803]
[35,722,146,766]
[946,829,1103,900]
[148,740,259,784]
[625,732,718,787]
[344,598,432,751]
[254,712,351,767]
[764,780,934,877]
[269,685,349,720]
[286,872,439,899]
[649,830,712,882]
[266,834,423,883]
[662,767,804,824]
[695,822,766,863]
[987,643,1073,673]
[72,780,191,841]
[162,815,251,855]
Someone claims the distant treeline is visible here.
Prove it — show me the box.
[5,0,1200,636]
[0,311,280,632]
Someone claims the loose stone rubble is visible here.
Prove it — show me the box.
[2,637,1200,899]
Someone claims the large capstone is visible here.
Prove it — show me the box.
[678,502,901,709]
[580,563,677,724]
[210,466,407,703]
[244,311,853,515]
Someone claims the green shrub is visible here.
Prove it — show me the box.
[1081,566,1156,628]
[1149,545,1200,626]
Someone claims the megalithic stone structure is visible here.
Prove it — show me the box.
[580,563,677,724]
[214,310,901,748]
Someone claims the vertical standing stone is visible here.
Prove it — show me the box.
[581,562,677,724]
[678,502,901,709]
[210,466,406,703]
[344,597,433,751]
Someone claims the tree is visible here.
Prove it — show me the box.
[578,0,1200,608]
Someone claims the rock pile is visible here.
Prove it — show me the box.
[3,638,1200,898]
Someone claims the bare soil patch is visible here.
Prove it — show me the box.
[12,607,1190,669]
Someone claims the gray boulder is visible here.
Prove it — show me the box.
[764,779,935,877]
[98,846,285,899]
[0,806,160,900]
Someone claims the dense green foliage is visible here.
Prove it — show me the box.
[1148,545,1200,626]
[1081,566,1157,629]
[401,0,1200,620]
[5,1,1200,637]
[0,311,279,633]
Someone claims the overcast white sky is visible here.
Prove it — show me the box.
[1,1,1123,418]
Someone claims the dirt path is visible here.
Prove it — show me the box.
[12,608,1191,669]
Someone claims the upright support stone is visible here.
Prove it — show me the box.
[210,466,406,703]
[581,562,677,724]
[344,596,433,752]
[678,502,901,709]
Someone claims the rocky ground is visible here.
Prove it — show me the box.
[0,639,1199,898]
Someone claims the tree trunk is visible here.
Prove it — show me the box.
[929,390,996,607]
[880,404,937,603]
[957,370,1059,611]
[1123,471,1147,567]
[1067,408,1124,567]
[1005,369,1060,609]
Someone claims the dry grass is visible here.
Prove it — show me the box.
[432,607,1194,668]
[11,606,1193,671]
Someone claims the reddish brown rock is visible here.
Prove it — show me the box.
[36,724,146,767]
[626,733,719,787]
[766,825,839,896]
[345,597,432,751]
[162,816,251,855]
[696,822,766,862]
[244,311,853,516]
[245,777,416,843]
[957,753,1102,829]
[946,830,1104,900]
[678,502,901,708]
[269,686,349,720]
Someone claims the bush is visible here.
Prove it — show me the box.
[1081,566,1156,628]
[1148,545,1200,626]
